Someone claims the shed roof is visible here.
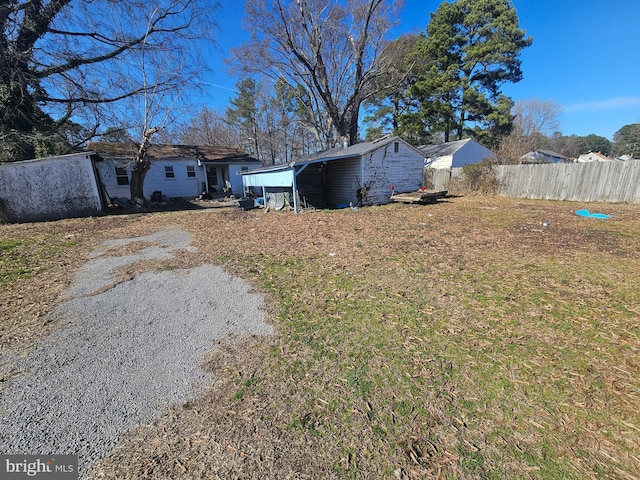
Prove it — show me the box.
[87,142,259,163]
[302,135,404,162]
[419,138,472,158]
[243,136,422,175]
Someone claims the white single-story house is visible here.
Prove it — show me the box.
[576,152,617,163]
[420,138,495,169]
[89,143,260,201]
[0,152,106,222]
[241,136,426,212]
[521,149,571,164]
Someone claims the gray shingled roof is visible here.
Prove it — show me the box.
[300,135,399,162]
[418,138,471,158]
[243,136,414,174]
[534,149,569,160]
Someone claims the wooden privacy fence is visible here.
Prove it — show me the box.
[426,161,640,203]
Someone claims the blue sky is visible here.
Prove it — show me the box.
[205,0,640,141]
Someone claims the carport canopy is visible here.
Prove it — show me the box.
[241,167,294,188]
[241,151,362,212]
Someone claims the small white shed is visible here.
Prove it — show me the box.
[241,136,426,212]
[420,138,495,169]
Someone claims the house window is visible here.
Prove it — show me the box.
[115,167,129,185]
[394,142,399,153]
[164,166,175,179]
[186,165,196,178]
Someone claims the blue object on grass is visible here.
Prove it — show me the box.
[575,209,611,219]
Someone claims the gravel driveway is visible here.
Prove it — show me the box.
[0,228,273,477]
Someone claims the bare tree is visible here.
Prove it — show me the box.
[230,0,402,147]
[512,99,562,138]
[0,0,216,161]
[497,98,563,163]
[179,107,242,146]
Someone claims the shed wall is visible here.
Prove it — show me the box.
[0,153,103,222]
[451,142,495,169]
[363,141,424,205]
[430,155,454,169]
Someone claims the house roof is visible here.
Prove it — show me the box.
[578,151,612,161]
[243,136,423,175]
[419,138,473,158]
[87,142,259,163]
[535,149,569,160]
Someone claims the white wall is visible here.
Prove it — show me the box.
[430,155,454,169]
[363,140,424,205]
[0,153,103,222]
[428,140,495,169]
[98,158,206,200]
[142,159,204,199]
[229,164,251,195]
[98,158,258,200]
[452,141,495,169]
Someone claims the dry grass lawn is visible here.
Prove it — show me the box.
[1,196,639,479]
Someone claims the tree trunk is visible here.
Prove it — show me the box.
[129,128,158,205]
[349,107,360,146]
[129,159,151,206]
[457,108,465,140]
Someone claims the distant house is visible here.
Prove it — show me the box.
[576,152,617,163]
[89,143,260,200]
[521,149,571,164]
[0,152,106,222]
[420,138,495,169]
[241,136,426,212]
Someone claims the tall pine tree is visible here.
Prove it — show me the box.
[404,0,532,143]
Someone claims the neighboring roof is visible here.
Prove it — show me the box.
[535,149,569,160]
[87,142,259,163]
[243,136,423,175]
[577,151,612,161]
[419,138,472,158]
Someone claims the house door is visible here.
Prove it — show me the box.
[207,166,223,193]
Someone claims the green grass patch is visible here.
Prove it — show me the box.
[0,235,79,285]
[234,200,640,478]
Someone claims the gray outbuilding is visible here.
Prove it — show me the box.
[241,136,426,212]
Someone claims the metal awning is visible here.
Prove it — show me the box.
[240,152,362,213]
